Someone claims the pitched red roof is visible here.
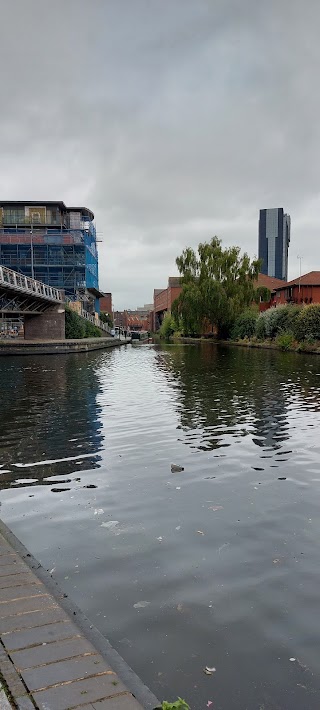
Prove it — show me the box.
[274,271,320,289]
[256,273,286,291]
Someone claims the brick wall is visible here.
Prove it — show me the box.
[24,305,65,340]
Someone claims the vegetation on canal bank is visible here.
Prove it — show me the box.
[157,237,320,353]
[172,237,261,339]
[65,307,102,339]
[230,303,320,351]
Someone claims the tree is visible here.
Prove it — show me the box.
[175,237,261,338]
[100,311,113,328]
[159,312,177,340]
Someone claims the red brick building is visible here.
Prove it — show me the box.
[255,273,286,311]
[153,277,182,330]
[274,272,320,305]
[99,292,112,315]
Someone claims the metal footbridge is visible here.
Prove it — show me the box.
[0,265,64,314]
[0,265,112,336]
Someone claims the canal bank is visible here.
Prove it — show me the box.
[169,335,320,355]
[0,519,159,710]
[0,337,131,356]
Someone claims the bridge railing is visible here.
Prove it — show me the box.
[0,265,64,303]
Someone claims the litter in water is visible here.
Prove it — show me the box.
[157,536,163,542]
[289,657,296,662]
[94,509,104,515]
[197,530,205,535]
[101,521,119,530]
[204,666,216,675]
[171,464,184,473]
[133,600,150,608]
[208,506,223,512]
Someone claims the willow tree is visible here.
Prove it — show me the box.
[174,237,261,338]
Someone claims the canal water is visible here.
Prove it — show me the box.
[0,343,320,710]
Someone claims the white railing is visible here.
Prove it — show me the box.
[73,306,113,336]
[0,265,64,303]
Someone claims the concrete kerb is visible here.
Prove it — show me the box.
[0,520,160,710]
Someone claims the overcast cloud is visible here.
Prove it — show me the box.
[0,0,319,308]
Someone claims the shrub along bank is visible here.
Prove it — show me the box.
[65,308,102,339]
[230,303,320,351]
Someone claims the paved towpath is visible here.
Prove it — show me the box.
[0,522,159,710]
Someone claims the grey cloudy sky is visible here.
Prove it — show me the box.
[0,0,319,308]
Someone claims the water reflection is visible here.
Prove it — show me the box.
[155,343,320,453]
[0,354,103,489]
[1,344,320,710]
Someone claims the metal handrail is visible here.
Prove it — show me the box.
[78,307,113,335]
[0,265,64,303]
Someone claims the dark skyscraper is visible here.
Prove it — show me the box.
[259,208,291,281]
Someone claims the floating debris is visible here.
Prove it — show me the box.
[197,530,205,535]
[84,484,97,489]
[94,509,104,515]
[290,657,296,662]
[101,521,119,530]
[133,600,150,608]
[171,464,184,473]
[51,488,70,493]
[278,477,287,481]
[207,702,213,707]
[208,506,223,512]
[175,526,181,531]
[156,536,163,542]
[204,666,216,675]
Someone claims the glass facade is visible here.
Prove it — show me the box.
[259,208,291,281]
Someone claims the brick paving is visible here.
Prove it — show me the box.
[0,531,152,710]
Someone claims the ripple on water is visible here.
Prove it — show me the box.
[1,345,320,709]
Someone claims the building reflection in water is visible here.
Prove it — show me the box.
[154,343,320,453]
[0,353,103,490]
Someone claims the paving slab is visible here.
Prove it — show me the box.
[21,653,112,691]
[2,619,80,651]
[33,674,128,710]
[0,606,66,633]
[79,696,149,710]
[0,583,44,603]
[0,573,39,589]
[0,522,159,710]
[0,593,56,619]
[11,636,96,671]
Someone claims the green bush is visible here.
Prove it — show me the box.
[255,312,267,339]
[255,305,301,340]
[65,308,101,339]
[231,308,258,340]
[276,332,294,351]
[293,304,320,341]
[161,700,190,710]
[159,313,177,340]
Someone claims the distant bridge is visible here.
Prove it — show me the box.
[0,265,64,314]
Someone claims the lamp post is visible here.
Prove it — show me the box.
[297,255,302,294]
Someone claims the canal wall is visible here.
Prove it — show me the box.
[0,337,131,356]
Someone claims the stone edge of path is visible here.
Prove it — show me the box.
[0,338,131,356]
[0,519,160,710]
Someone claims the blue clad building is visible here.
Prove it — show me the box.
[0,201,102,312]
[259,208,291,281]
